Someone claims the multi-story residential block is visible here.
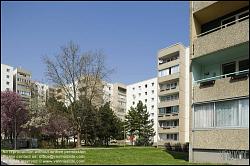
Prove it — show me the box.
[126,77,158,145]
[157,43,189,146]
[46,86,56,101]
[110,83,127,120]
[54,77,106,108]
[13,67,32,106]
[189,1,249,164]
[31,81,49,105]
[1,64,14,92]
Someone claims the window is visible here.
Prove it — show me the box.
[139,93,141,97]
[152,83,154,86]
[239,59,249,71]
[158,68,169,77]
[6,75,9,78]
[216,100,238,127]
[138,86,141,90]
[151,98,154,101]
[6,81,10,85]
[145,99,147,103]
[145,92,147,95]
[194,98,249,129]
[152,90,154,94]
[194,103,214,128]
[145,84,147,88]
[6,88,10,91]
[109,87,111,90]
[221,16,236,27]
[133,101,135,105]
[6,68,10,72]
[151,105,154,109]
[222,62,236,76]
[132,87,135,90]
[171,65,179,74]
[151,113,154,117]
[159,106,179,114]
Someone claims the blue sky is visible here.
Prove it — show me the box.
[1,1,189,85]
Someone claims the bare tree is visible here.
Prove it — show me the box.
[43,41,113,148]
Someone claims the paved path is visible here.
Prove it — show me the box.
[1,155,33,165]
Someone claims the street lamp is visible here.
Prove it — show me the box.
[77,116,81,148]
[15,108,22,150]
[123,124,126,147]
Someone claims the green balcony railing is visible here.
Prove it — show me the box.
[193,69,249,85]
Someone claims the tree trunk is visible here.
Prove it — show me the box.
[77,131,81,148]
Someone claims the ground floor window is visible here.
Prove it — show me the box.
[194,98,249,129]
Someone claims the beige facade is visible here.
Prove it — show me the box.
[13,67,32,106]
[31,81,49,105]
[157,43,189,146]
[111,83,127,121]
[190,1,249,165]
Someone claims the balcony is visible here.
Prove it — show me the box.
[158,87,179,96]
[158,99,179,108]
[192,1,217,13]
[193,70,249,103]
[192,15,249,59]
[158,113,179,121]
[158,73,179,83]
[158,126,179,133]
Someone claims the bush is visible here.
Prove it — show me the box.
[164,142,171,151]
[174,143,182,152]
[182,142,189,152]
[38,140,55,149]
[135,137,153,146]
[164,142,189,152]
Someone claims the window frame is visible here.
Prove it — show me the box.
[193,97,249,130]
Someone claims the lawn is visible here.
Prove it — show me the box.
[1,147,208,165]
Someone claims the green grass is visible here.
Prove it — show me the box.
[1,147,214,165]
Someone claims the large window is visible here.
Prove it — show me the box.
[158,65,179,77]
[194,98,249,129]
[160,81,178,91]
[159,93,179,102]
[159,106,179,114]
[216,100,239,127]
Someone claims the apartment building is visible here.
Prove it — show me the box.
[189,1,249,164]
[31,81,49,105]
[46,86,56,101]
[108,83,127,121]
[1,64,13,92]
[13,67,32,106]
[126,78,158,145]
[157,43,189,146]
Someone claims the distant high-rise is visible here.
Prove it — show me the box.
[13,67,32,106]
[1,64,14,92]
[157,43,190,146]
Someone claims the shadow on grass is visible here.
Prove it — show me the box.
[164,150,189,161]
